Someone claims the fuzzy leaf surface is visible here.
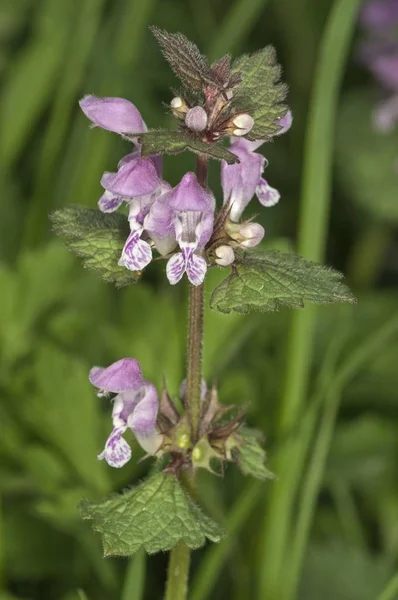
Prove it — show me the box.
[51,206,139,287]
[232,47,288,140]
[138,130,238,164]
[80,473,225,556]
[210,251,356,314]
[232,428,274,481]
[151,27,214,91]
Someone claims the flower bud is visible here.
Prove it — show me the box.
[227,221,265,248]
[185,106,208,132]
[238,223,265,247]
[232,113,254,136]
[215,245,235,266]
[170,96,189,119]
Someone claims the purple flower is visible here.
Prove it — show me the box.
[119,181,172,272]
[79,95,147,135]
[89,358,160,468]
[360,0,398,29]
[79,94,164,213]
[79,95,171,272]
[221,137,280,222]
[145,173,215,286]
[359,2,398,134]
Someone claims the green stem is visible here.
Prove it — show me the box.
[164,155,208,600]
[258,1,360,598]
[165,541,191,600]
[187,283,205,441]
[186,155,208,441]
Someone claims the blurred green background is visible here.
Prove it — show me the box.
[1,0,398,599]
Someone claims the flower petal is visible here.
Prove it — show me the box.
[186,253,207,286]
[135,430,163,455]
[118,150,140,168]
[98,190,124,213]
[128,383,158,435]
[79,95,146,134]
[98,426,131,468]
[168,172,215,213]
[101,157,160,198]
[275,110,293,135]
[166,252,186,285]
[89,358,144,393]
[222,144,265,221]
[118,230,152,271]
[256,178,280,207]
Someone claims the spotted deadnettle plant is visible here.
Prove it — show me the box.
[52,27,355,600]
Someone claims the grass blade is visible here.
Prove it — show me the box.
[121,550,146,600]
[0,0,75,170]
[22,0,106,249]
[191,481,261,600]
[285,312,398,600]
[208,0,269,60]
[258,1,361,598]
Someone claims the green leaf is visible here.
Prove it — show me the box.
[336,90,398,221]
[232,428,274,481]
[232,46,288,140]
[81,473,225,556]
[151,27,213,91]
[51,206,140,287]
[210,251,356,314]
[138,129,238,164]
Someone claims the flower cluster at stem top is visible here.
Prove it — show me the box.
[79,92,292,286]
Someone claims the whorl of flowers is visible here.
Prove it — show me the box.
[79,88,292,287]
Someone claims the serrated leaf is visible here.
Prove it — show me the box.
[138,129,238,164]
[232,47,288,140]
[210,251,356,314]
[232,428,274,481]
[232,427,275,481]
[51,206,140,287]
[151,27,214,91]
[336,90,398,221]
[80,473,225,556]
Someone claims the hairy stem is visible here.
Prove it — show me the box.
[164,155,208,600]
[165,541,191,600]
[186,283,205,440]
[186,155,208,441]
